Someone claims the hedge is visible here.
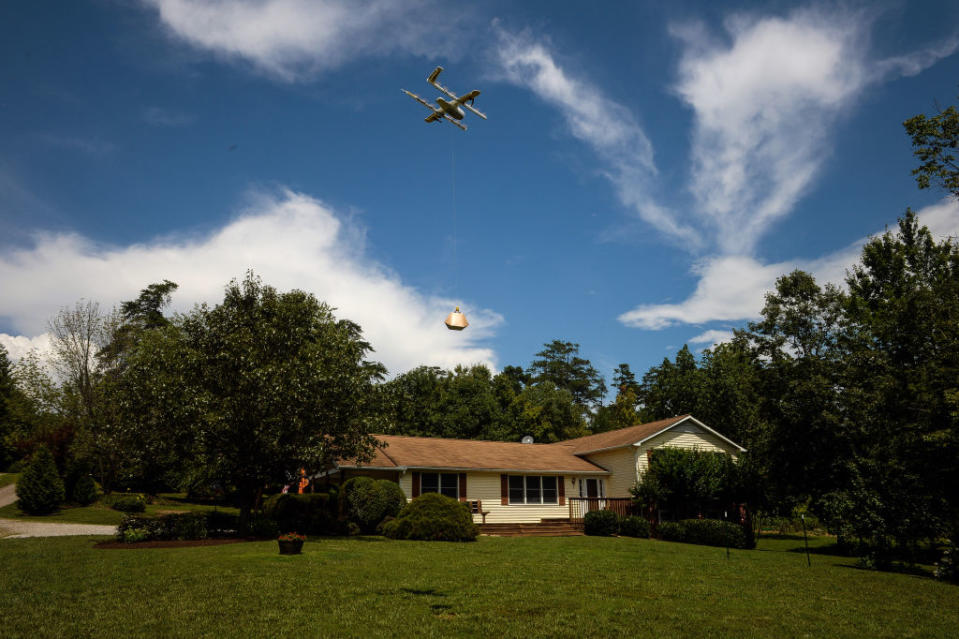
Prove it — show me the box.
[117,511,241,542]
[657,518,747,548]
[619,515,650,538]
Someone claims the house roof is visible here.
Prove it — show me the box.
[339,434,609,474]
[335,414,745,474]
[557,415,692,454]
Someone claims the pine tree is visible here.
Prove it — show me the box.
[15,445,65,514]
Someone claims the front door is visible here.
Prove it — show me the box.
[585,478,600,512]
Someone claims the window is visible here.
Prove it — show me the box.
[421,473,458,499]
[508,475,558,504]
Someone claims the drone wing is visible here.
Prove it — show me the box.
[428,70,458,100]
[402,89,436,112]
[456,90,487,120]
[442,113,467,131]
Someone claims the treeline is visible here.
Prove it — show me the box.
[636,212,959,563]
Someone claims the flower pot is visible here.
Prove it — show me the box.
[278,539,304,555]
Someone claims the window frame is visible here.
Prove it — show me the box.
[420,472,459,499]
[507,475,559,505]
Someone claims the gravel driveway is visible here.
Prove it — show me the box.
[0,519,116,538]
[0,483,16,508]
[0,478,116,538]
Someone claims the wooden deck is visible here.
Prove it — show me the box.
[479,519,584,537]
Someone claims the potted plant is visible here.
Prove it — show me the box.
[277,532,306,555]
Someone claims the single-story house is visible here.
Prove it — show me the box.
[325,414,745,526]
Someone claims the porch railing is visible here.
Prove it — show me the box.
[568,497,635,522]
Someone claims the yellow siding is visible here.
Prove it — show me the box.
[581,448,638,497]
[635,430,740,477]
[396,471,608,524]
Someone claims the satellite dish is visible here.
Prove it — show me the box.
[521,435,534,444]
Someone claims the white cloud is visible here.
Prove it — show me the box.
[0,190,502,375]
[688,329,734,347]
[619,199,959,330]
[672,8,959,255]
[144,0,471,82]
[491,25,702,247]
[0,333,53,363]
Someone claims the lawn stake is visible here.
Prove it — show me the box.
[801,514,811,567]
[724,510,730,560]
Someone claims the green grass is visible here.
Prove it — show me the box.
[0,493,239,525]
[0,534,955,638]
[0,472,19,489]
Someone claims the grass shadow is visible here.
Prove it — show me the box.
[401,587,446,597]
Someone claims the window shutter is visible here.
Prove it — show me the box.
[458,473,467,502]
[646,449,654,466]
[412,472,420,498]
[558,475,565,506]
[500,474,508,505]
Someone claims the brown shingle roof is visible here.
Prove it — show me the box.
[341,434,608,474]
[556,415,691,454]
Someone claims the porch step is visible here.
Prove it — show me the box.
[479,521,584,537]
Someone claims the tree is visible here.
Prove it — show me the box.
[15,445,65,514]
[0,344,16,469]
[637,345,702,422]
[904,97,959,197]
[508,381,588,443]
[528,340,606,407]
[611,363,638,394]
[121,273,387,526]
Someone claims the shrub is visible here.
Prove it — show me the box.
[72,475,99,506]
[619,515,650,538]
[110,495,146,513]
[244,515,279,539]
[382,493,477,541]
[584,510,620,536]
[934,540,958,583]
[680,519,746,548]
[263,493,336,534]
[656,519,747,548]
[657,521,684,542]
[340,477,408,533]
[15,446,65,515]
[122,528,150,543]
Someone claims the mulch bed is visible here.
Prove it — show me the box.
[95,538,255,550]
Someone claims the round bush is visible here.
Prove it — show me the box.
[382,493,478,541]
[15,446,65,515]
[72,475,99,506]
[584,509,620,536]
[340,477,408,533]
[619,515,650,538]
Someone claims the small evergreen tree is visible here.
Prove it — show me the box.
[16,445,65,514]
[72,474,99,505]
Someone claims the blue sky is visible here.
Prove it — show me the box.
[1,0,958,384]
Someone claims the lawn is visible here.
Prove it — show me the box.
[0,472,19,489]
[0,534,955,638]
[0,493,239,525]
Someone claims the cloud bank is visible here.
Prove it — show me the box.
[620,199,959,331]
[144,0,471,82]
[0,190,501,374]
[673,7,958,255]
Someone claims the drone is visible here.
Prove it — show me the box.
[402,66,487,131]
